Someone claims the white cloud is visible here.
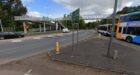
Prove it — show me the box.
[54,0,139,16]
[27,11,64,18]
[131,0,140,6]
[27,11,43,17]
[47,14,63,18]
[85,20,96,23]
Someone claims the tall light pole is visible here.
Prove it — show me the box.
[107,0,118,57]
[0,19,4,32]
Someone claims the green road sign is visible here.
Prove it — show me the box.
[71,8,80,23]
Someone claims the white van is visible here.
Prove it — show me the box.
[62,28,70,33]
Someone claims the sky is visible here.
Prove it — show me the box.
[22,0,140,18]
[22,0,70,18]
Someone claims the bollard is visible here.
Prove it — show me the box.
[55,42,60,54]
[113,50,118,60]
[98,33,101,39]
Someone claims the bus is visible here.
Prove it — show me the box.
[97,24,112,36]
[116,11,140,43]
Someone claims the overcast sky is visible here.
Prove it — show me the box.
[22,0,140,18]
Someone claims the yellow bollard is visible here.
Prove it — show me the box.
[55,42,60,54]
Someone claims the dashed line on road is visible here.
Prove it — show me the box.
[47,35,55,38]
[32,37,42,40]
[56,34,64,37]
[10,39,23,43]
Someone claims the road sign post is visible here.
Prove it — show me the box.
[70,8,80,53]
[107,0,118,57]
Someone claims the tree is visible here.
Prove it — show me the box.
[0,0,27,31]
[86,21,99,29]
[117,6,140,15]
[79,18,86,29]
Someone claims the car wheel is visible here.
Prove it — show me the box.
[126,37,132,43]
[18,35,22,38]
[18,35,24,38]
[0,36,4,40]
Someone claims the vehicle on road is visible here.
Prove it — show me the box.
[62,28,70,33]
[116,11,140,43]
[0,32,25,40]
[97,24,112,36]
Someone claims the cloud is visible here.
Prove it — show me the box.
[27,11,43,17]
[54,0,138,16]
[27,11,64,19]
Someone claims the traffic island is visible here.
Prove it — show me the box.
[48,37,140,75]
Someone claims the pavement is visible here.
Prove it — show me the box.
[48,34,140,75]
[0,50,121,75]
[0,70,25,75]
[0,30,95,65]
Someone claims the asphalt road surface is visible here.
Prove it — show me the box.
[0,30,95,64]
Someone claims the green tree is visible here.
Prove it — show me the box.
[0,0,27,31]
[117,6,140,15]
[79,19,86,29]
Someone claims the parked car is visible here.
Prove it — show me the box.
[62,28,70,33]
[0,32,25,40]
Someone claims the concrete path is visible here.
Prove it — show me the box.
[49,36,140,75]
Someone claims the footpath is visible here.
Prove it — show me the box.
[49,36,140,75]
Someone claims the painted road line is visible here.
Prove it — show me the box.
[11,39,23,43]
[47,35,54,38]
[56,34,64,37]
[33,37,42,40]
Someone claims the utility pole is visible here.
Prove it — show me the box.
[107,0,118,57]
[0,19,4,32]
[71,19,75,53]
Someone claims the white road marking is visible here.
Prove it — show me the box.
[47,35,54,38]
[33,37,42,40]
[11,39,23,42]
[56,34,64,37]
[25,69,32,75]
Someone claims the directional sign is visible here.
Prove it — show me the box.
[71,8,80,23]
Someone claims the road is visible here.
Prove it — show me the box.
[0,30,139,65]
[0,30,95,64]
